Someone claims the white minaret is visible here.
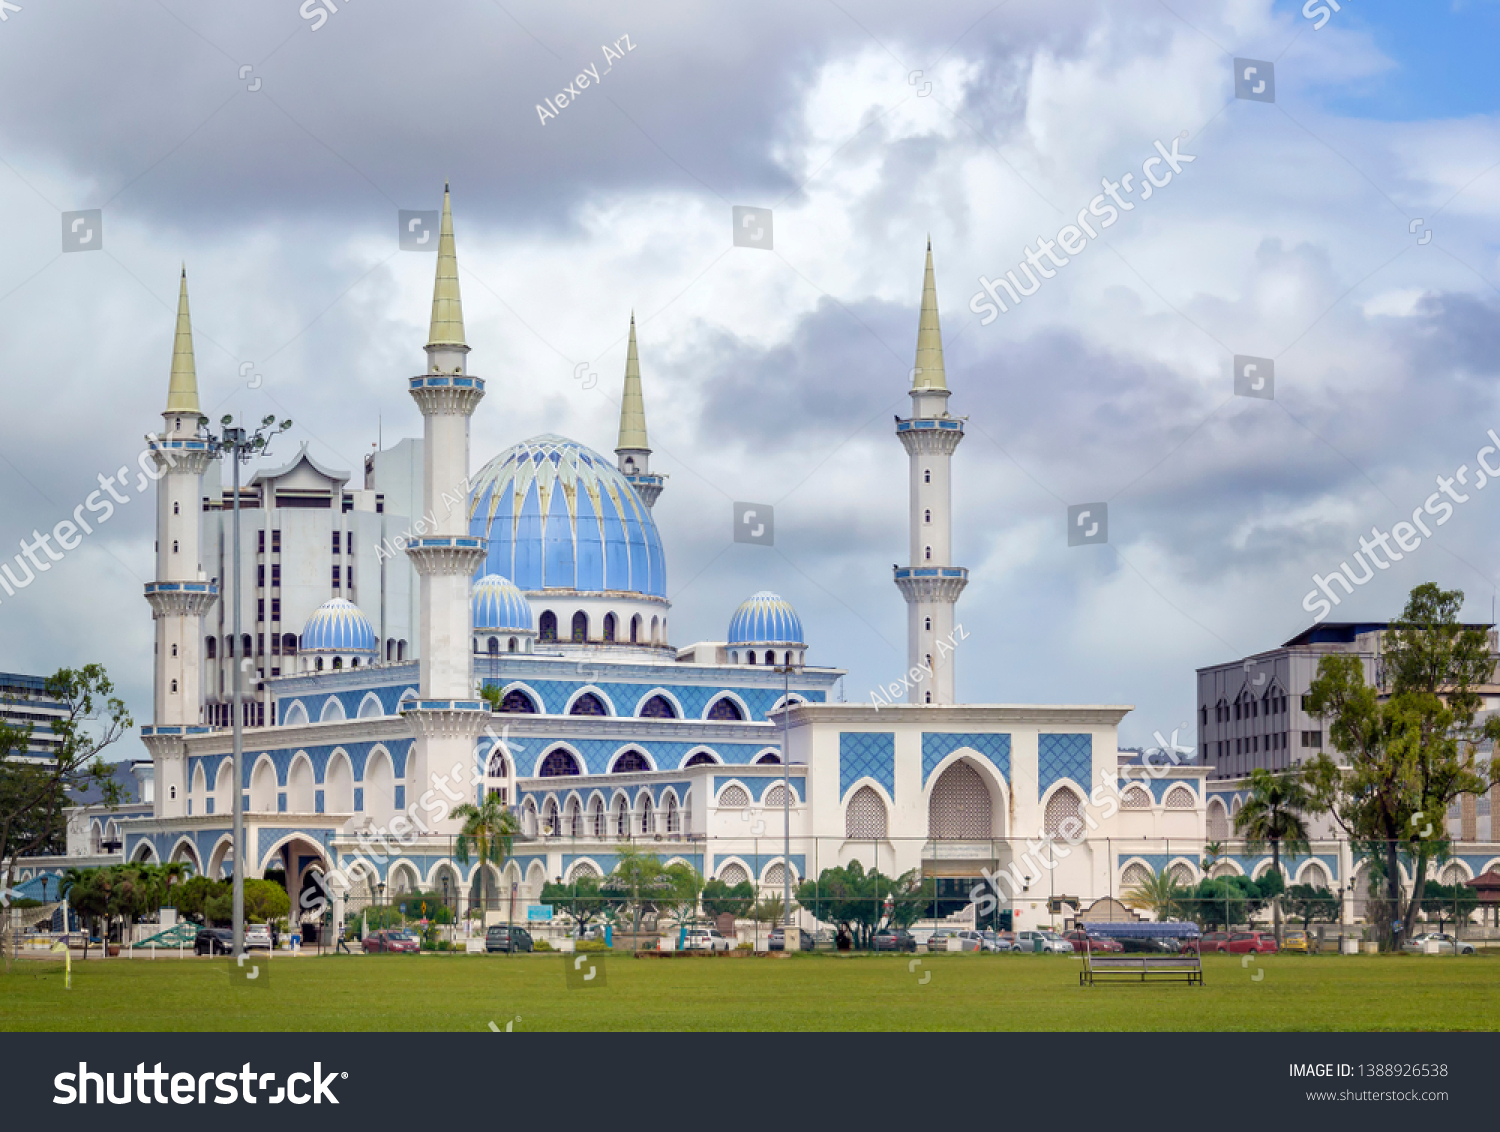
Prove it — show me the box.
[142,268,218,817]
[402,185,489,821]
[894,240,967,705]
[615,312,665,509]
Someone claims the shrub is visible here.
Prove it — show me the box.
[735,941,754,951]
[575,939,608,952]
[533,939,553,952]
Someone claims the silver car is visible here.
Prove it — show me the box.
[1402,933,1476,955]
[1016,929,1074,954]
[244,924,273,950]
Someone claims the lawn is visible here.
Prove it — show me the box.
[1,952,1494,1031]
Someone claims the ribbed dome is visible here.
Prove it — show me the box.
[468,434,666,597]
[473,574,532,632]
[299,598,378,654]
[727,591,804,646]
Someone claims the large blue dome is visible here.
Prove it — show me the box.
[299,598,378,654]
[473,574,532,632]
[727,591,804,646]
[468,434,666,597]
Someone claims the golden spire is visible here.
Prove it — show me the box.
[166,266,201,414]
[427,182,466,348]
[912,237,947,391]
[616,311,650,452]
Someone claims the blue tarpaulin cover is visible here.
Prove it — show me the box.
[1087,921,1201,938]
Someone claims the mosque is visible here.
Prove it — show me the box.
[16,188,1273,938]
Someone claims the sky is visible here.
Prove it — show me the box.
[0,0,1497,764]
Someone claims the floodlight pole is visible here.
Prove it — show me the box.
[777,662,794,927]
[205,414,291,961]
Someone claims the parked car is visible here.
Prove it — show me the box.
[1402,933,1477,956]
[767,927,815,951]
[977,929,1019,952]
[1226,931,1278,954]
[244,924,273,950]
[926,928,962,951]
[1062,930,1122,953]
[1016,930,1075,954]
[682,927,731,951]
[485,925,534,953]
[1199,932,1230,953]
[1281,930,1312,954]
[872,929,918,952]
[1110,936,1175,954]
[362,929,420,954]
[194,928,233,956]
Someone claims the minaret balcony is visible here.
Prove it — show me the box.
[408,374,486,416]
[144,580,219,617]
[146,437,214,475]
[896,417,964,456]
[405,536,488,577]
[893,566,968,604]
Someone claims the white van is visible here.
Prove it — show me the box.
[682,927,731,951]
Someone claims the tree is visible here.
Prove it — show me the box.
[1419,880,1478,934]
[1200,842,1224,873]
[1121,868,1184,921]
[701,878,754,920]
[175,876,227,923]
[795,861,890,947]
[1,667,131,956]
[540,875,608,936]
[1306,584,1500,947]
[206,878,289,926]
[59,867,108,957]
[887,869,936,929]
[451,794,521,917]
[1285,884,1340,931]
[1179,876,1268,929]
[1234,768,1314,944]
[655,863,705,938]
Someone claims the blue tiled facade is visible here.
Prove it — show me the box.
[839,732,895,799]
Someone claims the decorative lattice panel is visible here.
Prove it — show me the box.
[845,785,889,840]
[1165,785,1196,809]
[1120,787,1151,810]
[1044,788,1083,835]
[718,784,749,808]
[928,760,992,840]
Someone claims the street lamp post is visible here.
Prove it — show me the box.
[201,413,291,960]
[774,662,795,931]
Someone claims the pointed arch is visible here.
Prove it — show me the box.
[535,745,584,778]
[1164,784,1196,809]
[319,696,346,723]
[286,751,316,813]
[325,749,354,814]
[608,747,654,773]
[717,860,751,885]
[635,689,683,719]
[496,682,542,714]
[357,693,384,720]
[925,753,1006,840]
[717,782,750,808]
[845,784,889,839]
[1041,783,1085,837]
[704,692,749,721]
[1119,785,1152,810]
[249,755,278,812]
[281,701,309,728]
[362,746,395,823]
[680,748,720,769]
[566,687,613,716]
[1206,797,1229,841]
[168,836,202,873]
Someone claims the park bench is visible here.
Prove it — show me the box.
[1080,951,1202,987]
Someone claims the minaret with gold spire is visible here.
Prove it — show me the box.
[403,184,488,825]
[143,267,219,818]
[894,240,967,705]
[615,312,665,509]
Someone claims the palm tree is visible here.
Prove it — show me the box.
[451,795,521,935]
[1200,841,1224,874]
[1121,869,1183,922]
[1234,767,1313,944]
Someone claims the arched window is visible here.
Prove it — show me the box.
[603,613,616,642]
[923,469,931,483]
[684,752,716,768]
[612,750,650,773]
[845,785,888,838]
[1121,862,1152,891]
[171,643,178,657]
[206,636,216,659]
[650,616,659,644]
[747,652,756,665]
[508,638,518,653]
[638,796,654,834]
[928,760,992,839]
[172,539,179,553]
[173,501,179,515]
[924,617,931,631]
[590,799,607,839]
[924,546,931,561]
[499,688,537,714]
[571,611,588,643]
[925,690,932,704]
[542,797,559,835]
[1164,785,1196,809]
[719,862,750,885]
[718,785,749,808]
[283,634,297,656]
[756,752,780,764]
[1206,799,1229,841]
[764,650,774,666]
[539,749,581,777]
[332,657,343,670]
[570,692,607,716]
[665,795,680,833]
[486,750,509,778]
[640,695,676,719]
[630,615,640,644]
[1120,786,1151,810]
[315,658,324,671]
[924,509,931,523]
[1043,787,1083,836]
[1169,863,1194,887]
[764,783,791,808]
[707,697,744,721]
[488,637,499,655]
[565,799,581,838]
[539,611,558,643]
[614,797,629,838]
[170,679,178,693]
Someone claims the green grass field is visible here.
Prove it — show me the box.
[2,952,1494,1031]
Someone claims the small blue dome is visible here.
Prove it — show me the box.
[473,574,532,632]
[727,591,804,646]
[299,598,377,654]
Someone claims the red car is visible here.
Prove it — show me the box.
[1063,930,1123,953]
[1200,932,1230,953]
[1225,931,1277,954]
[362,929,420,953]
